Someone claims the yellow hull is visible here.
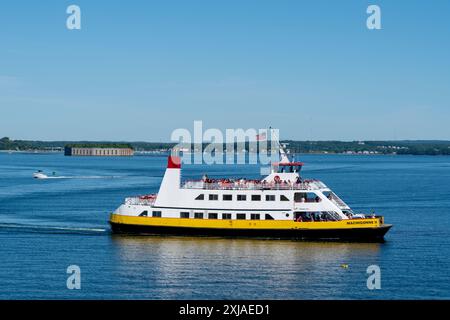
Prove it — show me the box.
[109,214,391,240]
[110,214,383,230]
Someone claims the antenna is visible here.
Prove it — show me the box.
[269,127,290,163]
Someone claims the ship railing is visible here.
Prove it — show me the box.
[294,213,382,222]
[125,195,156,206]
[329,194,349,208]
[181,180,325,191]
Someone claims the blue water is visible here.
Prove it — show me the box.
[0,153,449,299]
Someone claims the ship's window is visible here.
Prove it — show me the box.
[139,210,148,217]
[236,213,246,220]
[265,195,276,201]
[294,193,304,202]
[342,210,352,216]
[209,194,218,201]
[208,213,218,219]
[250,214,260,220]
[265,214,274,220]
[152,211,162,217]
[316,212,326,221]
[294,192,320,203]
[223,194,232,201]
[251,195,261,201]
[180,212,190,218]
[323,191,340,204]
[320,211,340,221]
[295,211,339,222]
[280,195,290,201]
[237,195,247,201]
[222,213,232,220]
[195,194,204,200]
[194,212,204,219]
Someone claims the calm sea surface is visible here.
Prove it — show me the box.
[0,153,449,299]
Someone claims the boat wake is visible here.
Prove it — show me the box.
[35,175,121,180]
[304,165,356,173]
[0,222,108,235]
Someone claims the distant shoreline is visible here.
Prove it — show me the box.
[1,137,450,155]
[1,150,449,156]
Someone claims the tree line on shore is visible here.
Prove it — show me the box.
[1,137,450,155]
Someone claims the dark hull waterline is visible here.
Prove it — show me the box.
[110,222,392,242]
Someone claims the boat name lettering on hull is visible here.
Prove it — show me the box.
[346,220,375,225]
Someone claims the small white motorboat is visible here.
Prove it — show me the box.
[33,170,48,179]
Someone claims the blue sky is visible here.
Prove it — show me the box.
[0,0,449,141]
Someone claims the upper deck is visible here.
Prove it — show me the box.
[181,178,328,191]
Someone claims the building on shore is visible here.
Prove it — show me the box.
[64,144,134,157]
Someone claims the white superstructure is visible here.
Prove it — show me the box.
[113,143,356,223]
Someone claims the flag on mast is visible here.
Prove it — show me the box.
[256,132,267,141]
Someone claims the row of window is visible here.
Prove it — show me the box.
[139,210,276,220]
[294,211,341,222]
[72,148,131,156]
[181,212,275,220]
[195,194,289,202]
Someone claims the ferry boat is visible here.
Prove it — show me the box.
[110,143,392,241]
